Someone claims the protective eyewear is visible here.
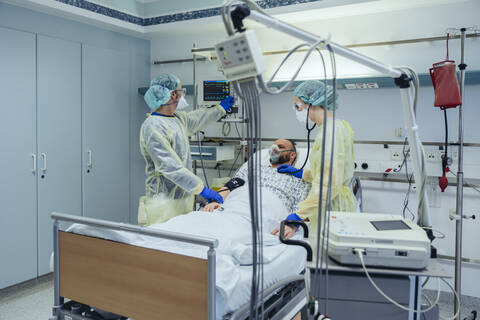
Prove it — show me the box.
[176,88,187,96]
[269,144,295,156]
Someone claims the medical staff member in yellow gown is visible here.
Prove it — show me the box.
[271,80,355,238]
[138,74,235,226]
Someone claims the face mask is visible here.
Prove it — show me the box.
[269,144,281,164]
[269,144,293,165]
[176,96,189,110]
[295,108,308,123]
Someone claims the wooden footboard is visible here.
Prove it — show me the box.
[59,231,208,320]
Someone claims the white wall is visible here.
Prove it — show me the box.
[149,0,480,298]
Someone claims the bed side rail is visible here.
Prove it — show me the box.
[51,211,218,248]
[279,220,313,262]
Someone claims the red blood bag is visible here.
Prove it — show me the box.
[429,34,462,108]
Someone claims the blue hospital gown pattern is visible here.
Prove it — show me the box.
[234,163,311,213]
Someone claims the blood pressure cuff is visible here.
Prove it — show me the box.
[225,177,245,191]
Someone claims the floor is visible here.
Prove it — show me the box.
[423,289,479,320]
[0,275,53,320]
[0,276,478,320]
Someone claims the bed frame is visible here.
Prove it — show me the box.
[49,212,307,320]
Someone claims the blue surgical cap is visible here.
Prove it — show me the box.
[144,73,181,111]
[294,80,338,110]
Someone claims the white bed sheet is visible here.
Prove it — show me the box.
[66,186,307,319]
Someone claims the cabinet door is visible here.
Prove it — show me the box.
[37,35,82,276]
[0,27,37,289]
[82,45,130,222]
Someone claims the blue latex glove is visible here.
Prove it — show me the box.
[286,213,302,228]
[286,213,302,222]
[200,187,224,204]
[220,96,235,112]
[277,164,303,179]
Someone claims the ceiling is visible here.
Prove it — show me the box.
[1,0,472,39]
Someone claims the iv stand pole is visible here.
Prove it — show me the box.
[454,27,467,320]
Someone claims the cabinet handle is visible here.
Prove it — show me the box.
[41,153,47,171]
[32,154,36,173]
[88,150,92,169]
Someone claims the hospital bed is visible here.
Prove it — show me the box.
[49,212,310,320]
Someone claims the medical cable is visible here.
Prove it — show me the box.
[439,278,461,320]
[394,137,416,220]
[400,138,415,220]
[355,248,442,314]
[257,39,325,95]
[441,108,450,187]
[222,122,231,136]
[393,138,409,173]
[319,45,338,315]
[250,79,265,318]
[422,227,446,239]
[239,79,265,319]
[196,132,210,190]
[242,81,258,318]
[263,42,325,93]
[311,46,331,310]
[228,146,243,176]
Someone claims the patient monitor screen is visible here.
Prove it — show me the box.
[203,80,230,101]
[371,220,411,231]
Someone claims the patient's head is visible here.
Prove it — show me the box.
[269,139,297,168]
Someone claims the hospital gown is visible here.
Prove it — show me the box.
[234,163,311,213]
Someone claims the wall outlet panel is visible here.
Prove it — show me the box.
[354,144,480,180]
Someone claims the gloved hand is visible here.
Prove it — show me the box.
[200,187,224,204]
[220,96,235,112]
[270,213,301,239]
[277,164,303,179]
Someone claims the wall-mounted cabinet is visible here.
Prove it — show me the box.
[0,27,134,288]
[0,27,38,289]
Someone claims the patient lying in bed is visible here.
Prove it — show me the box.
[202,138,311,215]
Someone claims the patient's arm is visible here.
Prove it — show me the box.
[270,217,310,239]
[202,202,221,212]
[270,225,297,239]
[201,188,231,212]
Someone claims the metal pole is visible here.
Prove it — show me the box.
[207,248,216,320]
[193,43,198,209]
[52,220,63,317]
[454,27,467,320]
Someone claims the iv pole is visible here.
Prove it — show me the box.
[454,27,467,320]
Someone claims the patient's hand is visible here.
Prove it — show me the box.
[270,225,297,239]
[202,202,221,212]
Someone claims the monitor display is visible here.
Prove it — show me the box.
[370,220,411,231]
[203,80,230,101]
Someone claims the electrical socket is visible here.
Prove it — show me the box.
[426,152,438,162]
[391,150,401,161]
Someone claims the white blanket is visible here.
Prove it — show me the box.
[67,186,305,317]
